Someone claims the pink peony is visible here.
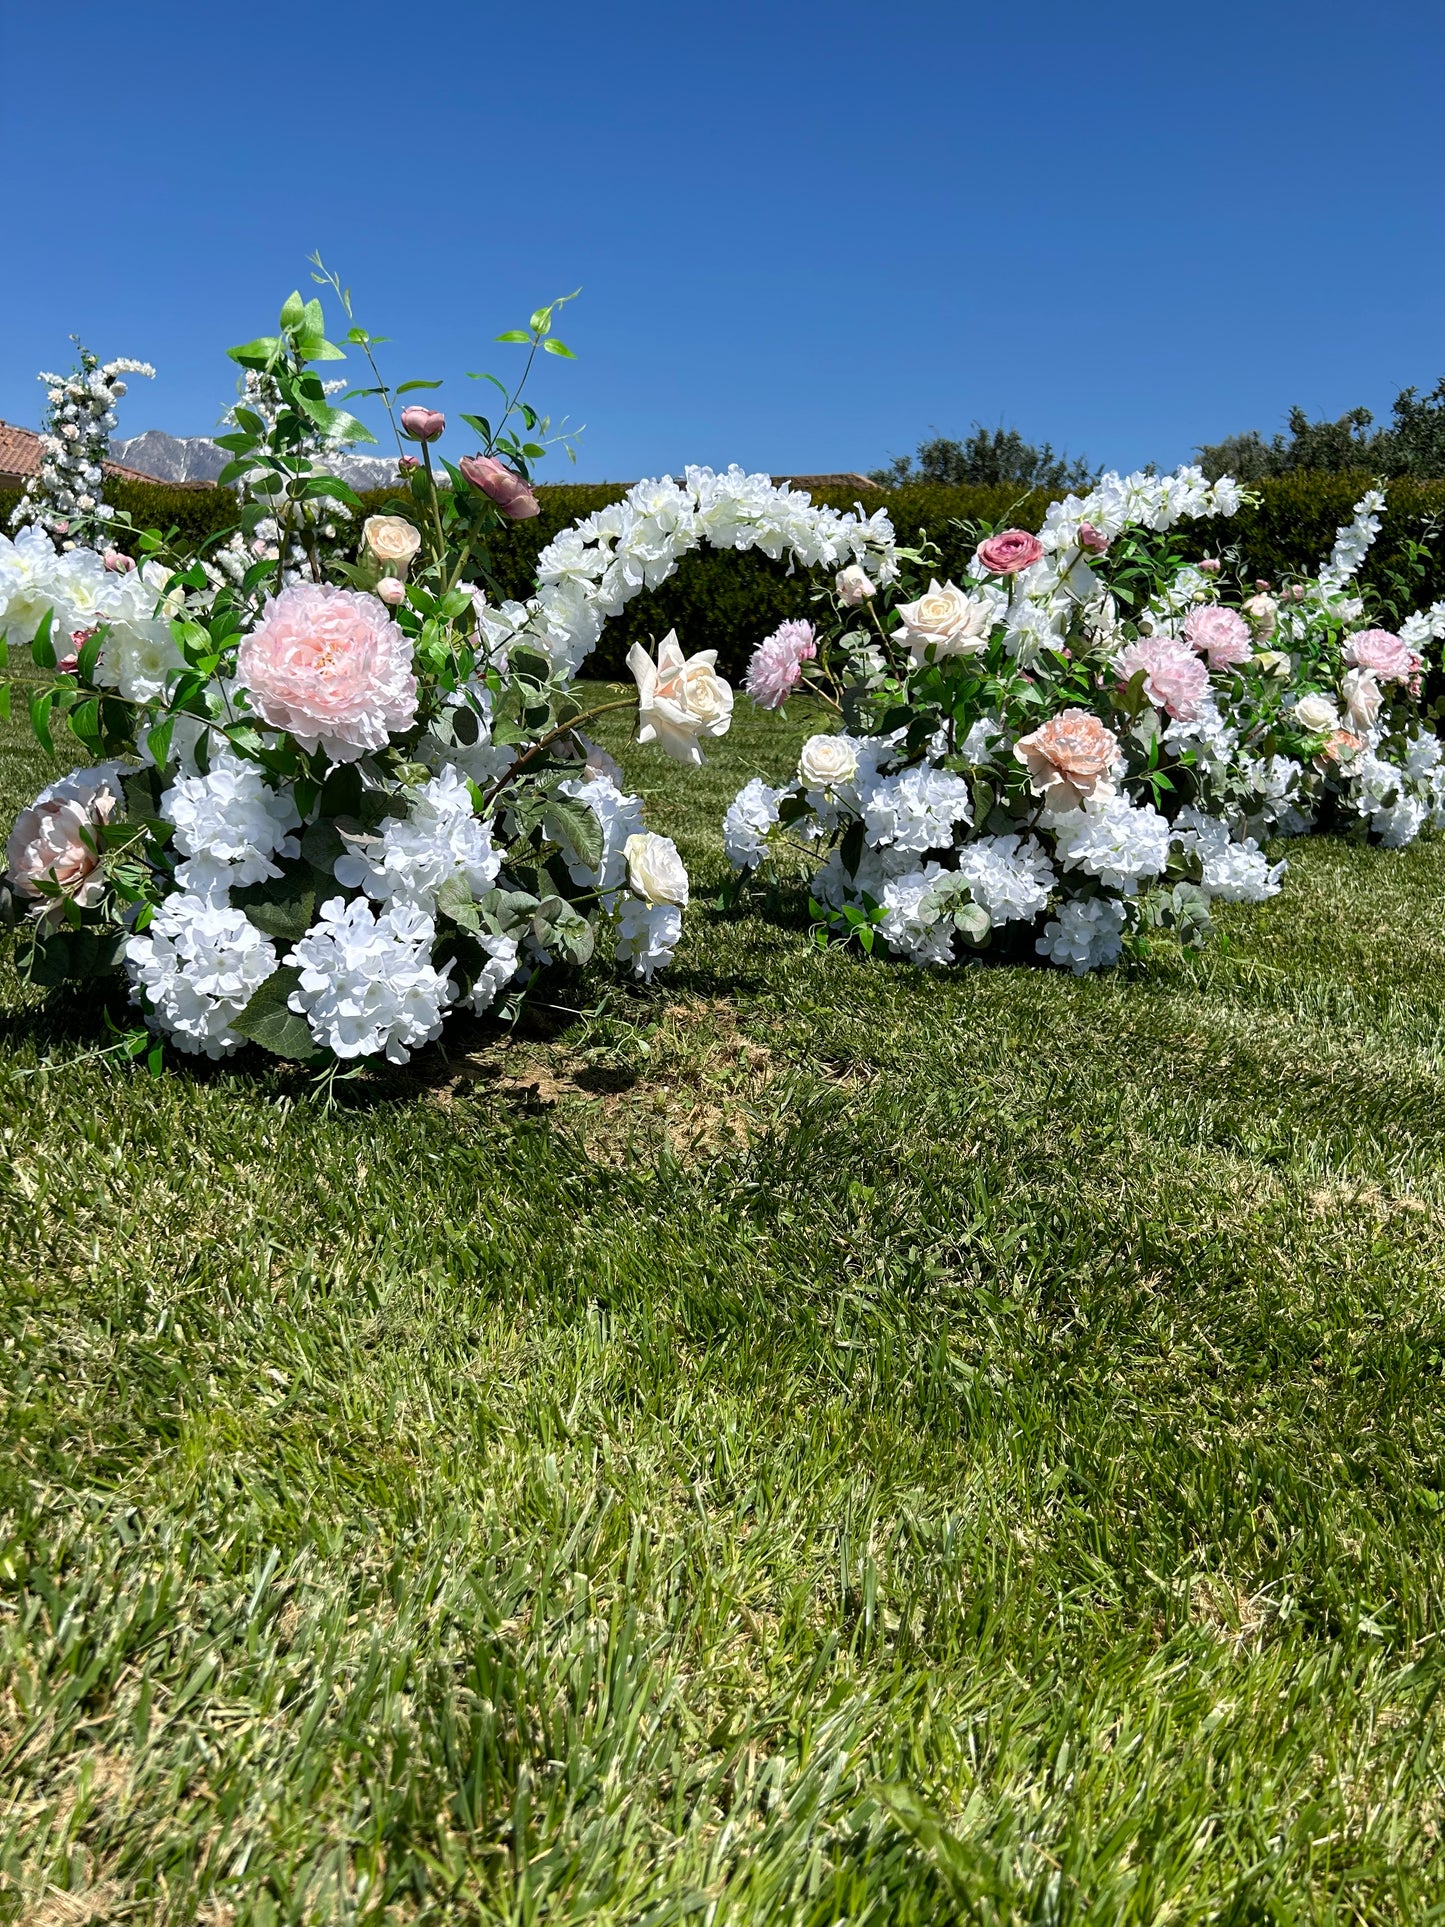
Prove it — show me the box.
[459,455,540,520]
[236,583,418,764]
[400,406,445,442]
[6,763,125,918]
[1343,628,1422,687]
[976,528,1045,575]
[744,619,817,709]
[1077,523,1110,555]
[1116,635,1211,720]
[1182,604,1253,670]
[1014,708,1120,811]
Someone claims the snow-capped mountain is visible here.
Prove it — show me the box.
[110,431,406,492]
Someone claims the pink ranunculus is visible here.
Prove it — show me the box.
[1077,523,1109,555]
[1013,708,1120,811]
[1182,604,1253,670]
[1343,627,1422,687]
[1116,635,1211,721]
[236,582,418,764]
[744,619,817,710]
[400,406,445,442]
[459,454,540,521]
[6,763,126,919]
[976,528,1045,575]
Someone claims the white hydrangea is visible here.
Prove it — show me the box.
[1036,895,1129,973]
[556,772,646,898]
[333,764,500,913]
[162,753,301,897]
[1163,695,1239,777]
[1347,752,1428,847]
[289,896,457,1062]
[1050,794,1171,893]
[466,933,521,1015]
[1176,808,1286,903]
[125,894,278,1058]
[956,834,1055,924]
[879,864,955,966]
[418,684,516,787]
[1241,753,1311,835]
[810,840,920,912]
[614,898,683,981]
[723,776,782,870]
[863,764,973,854]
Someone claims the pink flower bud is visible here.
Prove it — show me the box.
[102,548,135,573]
[1255,578,1272,593]
[459,454,540,521]
[1198,557,1221,576]
[53,520,69,536]
[1077,523,1109,555]
[376,576,407,607]
[1289,584,1307,602]
[400,406,446,443]
[398,455,421,473]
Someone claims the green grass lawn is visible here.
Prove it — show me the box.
[5,687,1445,1924]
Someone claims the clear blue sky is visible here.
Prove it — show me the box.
[2,0,1440,482]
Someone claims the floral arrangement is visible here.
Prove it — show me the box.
[9,344,154,550]
[721,475,1445,972]
[0,288,897,1072]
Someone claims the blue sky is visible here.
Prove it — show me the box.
[2,0,1441,482]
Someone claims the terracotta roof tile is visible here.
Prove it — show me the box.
[0,420,175,487]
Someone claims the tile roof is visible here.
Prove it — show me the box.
[0,420,176,486]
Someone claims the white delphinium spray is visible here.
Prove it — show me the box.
[10,344,154,549]
[125,895,279,1057]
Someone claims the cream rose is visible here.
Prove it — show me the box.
[363,516,422,572]
[1293,693,1340,734]
[624,831,689,907]
[894,578,993,659]
[1242,592,1278,639]
[1341,667,1382,731]
[627,631,734,766]
[798,734,860,790]
[835,564,876,606]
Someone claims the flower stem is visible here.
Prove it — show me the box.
[420,442,447,560]
[480,695,638,809]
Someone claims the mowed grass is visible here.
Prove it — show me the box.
[4,686,1445,1925]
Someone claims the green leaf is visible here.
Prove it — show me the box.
[67,698,100,749]
[542,338,576,359]
[279,290,307,333]
[396,379,443,393]
[494,330,532,344]
[228,336,281,368]
[16,926,128,987]
[31,608,55,672]
[508,645,553,686]
[300,819,347,872]
[295,397,377,446]
[543,796,604,869]
[436,876,482,934]
[232,861,317,942]
[230,966,321,1060]
[28,688,54,756]
[76,627,106,683]
[302,474,362,507]
[461,414,494,441]
[0,682,10,723]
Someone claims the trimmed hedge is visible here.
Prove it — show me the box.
[5,473,1444,682]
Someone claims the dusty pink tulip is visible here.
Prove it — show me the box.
[400,406,446,442]
[1077,523,1109,555]
[1255,578,1272,592]
[976,528,1045,575]
[459,455,540,521]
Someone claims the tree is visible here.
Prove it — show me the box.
[1198,380,1445,481]
[871,425,1097,491]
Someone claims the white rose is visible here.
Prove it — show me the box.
[627,631,734,766]
[624,831,689,907]
[1242,593,1278,639]
[363,515,422,571]
[1341,666,1382,731]
[1293,693,1340,734]
[798,733,860,790]
[894,578,993,659]
[835,564,876,606]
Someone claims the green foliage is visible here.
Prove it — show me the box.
[1200,376,1445,482]
[4,692,1445,1917]
[871,425,1098,491]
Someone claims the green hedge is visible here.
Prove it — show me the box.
[6,473,1444,681]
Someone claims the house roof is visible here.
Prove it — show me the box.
[0,419,184,488]
[773,473,882,493]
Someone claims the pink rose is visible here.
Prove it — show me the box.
[1182,605,1252,670]
[400,406,445,442]
[976,528,1044,575]
[1077,523,1109,555]
[103,549,135,573]
[236,582,418,764]
[1014,708,1120,811]
[459,455,540,521]
[1116,635,1211,720]
[1343,628,1422,687]
[6,763,125,919]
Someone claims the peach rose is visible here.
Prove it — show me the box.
[1014,709,1120,811]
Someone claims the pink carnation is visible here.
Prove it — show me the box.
[236,583,418,764]
[976,528,1045,575]
[744,619,817,710]
[1343,627,1423,688]
[1182,604,1253,670]
[1116,634,1211,721]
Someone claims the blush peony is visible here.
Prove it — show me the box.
[744,619,816,709]
[976,528,1044,575]
[1014,709,1119,811]
[1343,628,1422,687]
[1116,635,1211,720]
[1183,604,1253,670]
[236,583,418,763]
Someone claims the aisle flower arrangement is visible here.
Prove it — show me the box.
[0,290,893,1069]
[721,477,1445,971]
